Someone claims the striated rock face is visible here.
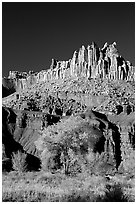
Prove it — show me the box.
[42,42,134,81]
[8,70,39,90]
[2,41,135,175]
[2,106,61,170]
[5,42,134,92]
[119,128,135,174]
[2,106,135,174]
[2,78,17,97]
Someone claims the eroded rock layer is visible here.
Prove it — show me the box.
[2,41,135,175]
[5,42,134,92]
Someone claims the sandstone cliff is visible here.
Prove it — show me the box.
[2,106,61,171]
[2,105,135,175]
[4,42,134,94]
[2,41,135,175]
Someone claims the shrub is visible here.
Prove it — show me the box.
[27,98,40,111]
[96,183,130,202]
[11,151,28,173]
[35,115,104,175]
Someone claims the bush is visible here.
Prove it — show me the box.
[97,183,130,202]
[35,115,104,175]
[11,151,28,173]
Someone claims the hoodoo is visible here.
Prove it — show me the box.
[6,42,134,91]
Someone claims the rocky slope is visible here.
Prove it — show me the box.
[2,41,135,174]
[2,42,134,96]
[2,106,61,170]
[2,78,17,97]
[3,77,134,117]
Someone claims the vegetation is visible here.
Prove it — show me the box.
[11,151,28,173]
[35,115,107,175]
[2,171,135,202]
[2,68,135,202]
[3,108,135,201]
[4,77,134,116]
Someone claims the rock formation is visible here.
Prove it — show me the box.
[2,78,16,97]
[2,106,61,171]
[2,41,135,175]
[4,42,134,93]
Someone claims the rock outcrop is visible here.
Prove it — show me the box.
[2,106,61,171]
[2,104,135,174]
[2,78,17,97]
[4,42,134,93]
[2,41,135,175]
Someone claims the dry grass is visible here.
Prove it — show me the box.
[11,151,28,173]
[2,171,135,202]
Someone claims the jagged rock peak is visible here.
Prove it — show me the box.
[102,42,108,50]
[6,42,134,90]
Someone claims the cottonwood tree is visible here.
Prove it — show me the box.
[35,115,104,175]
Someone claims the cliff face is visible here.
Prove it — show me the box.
[2,41,135,175]
[3,106,135,174]
[5,42,134,92]
[2,78,17,97]
[2,106,62,171]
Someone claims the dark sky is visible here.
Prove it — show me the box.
[2,2,135,77]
